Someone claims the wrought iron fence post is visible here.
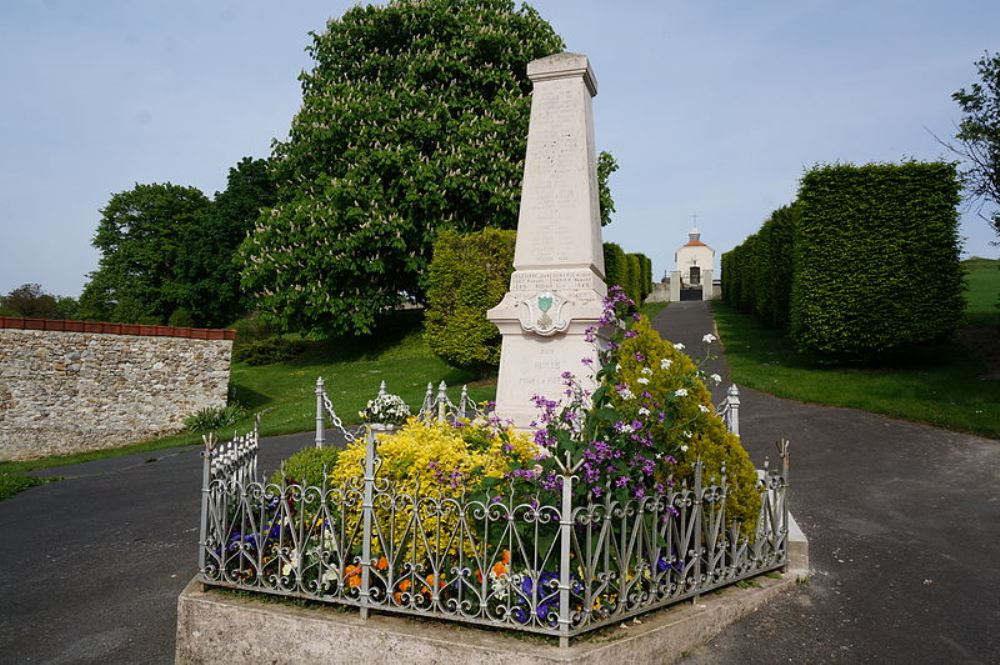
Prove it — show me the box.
[197,433,214,581]
[692,460,703,604]
[558,468,575,648]
[359,425,376,619]
[779,439,790,571]
[726,385,740,437]
[315,377,326,448]
[436,381,448,422]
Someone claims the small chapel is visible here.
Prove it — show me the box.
[675,227,715,285]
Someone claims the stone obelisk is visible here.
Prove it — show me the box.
[487,53,607,428]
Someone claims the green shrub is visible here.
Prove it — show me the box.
[167,307,195,327]
[184,404,247,433]
[424,228,515,372]
[230,314,280,347]
[790,162,963,361]
[602,242,627,291]
[723,205,799,328]
[625,253,643,304]
[269,447,342,487]
[232,337,308,366]
[617,318,761,533]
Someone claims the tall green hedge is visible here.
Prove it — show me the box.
[790,162,963,360]
[721,205,799,328]
[425,228,515,372]
[625,253,643,304]
[427,233,651,370]
[634,252,653,300]
[603,242,627,292]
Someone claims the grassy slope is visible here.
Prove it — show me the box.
[712,258,1000,439]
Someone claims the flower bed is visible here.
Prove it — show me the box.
[198,287,789,645]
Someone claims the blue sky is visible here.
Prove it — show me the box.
[0,0,996,297]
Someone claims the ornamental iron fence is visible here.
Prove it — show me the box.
[198,383,788,647]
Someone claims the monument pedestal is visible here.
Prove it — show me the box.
[487,53,607,428]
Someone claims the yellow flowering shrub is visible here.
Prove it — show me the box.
[328,417,538,558]
[615,317,761,534]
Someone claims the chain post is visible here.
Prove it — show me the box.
[727,384,740,437]
[315,377,326,448]
[359,425,376,619]
[436,381,448,422]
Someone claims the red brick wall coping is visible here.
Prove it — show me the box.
[0,316,236,341]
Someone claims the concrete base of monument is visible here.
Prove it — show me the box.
[175,517,809,665]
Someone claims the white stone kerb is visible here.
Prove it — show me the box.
[527,52,597,97]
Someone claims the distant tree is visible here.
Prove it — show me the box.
[179,157,277,327]
[240,0,617,336]
[950,51,1000,239]
[0,283,59,318]
[79,183,211,324]
[598,152,619,227]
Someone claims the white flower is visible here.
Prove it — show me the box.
[281,549,301,577]
[641,367,653,376]
[533,464,543,477]
[617,386,636,400]
[673,343,685,351]
[673,388,688,397]
[698,404,710,413]
[710,373,722,385]
[680,444,689,453]
[660,358,672,370]
[638,407,650,416]
[615,364,622,372]
[683,430,693,439]
[637,377,650,385]
[702,333,717,344]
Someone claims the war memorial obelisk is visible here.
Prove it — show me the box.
[487,53,607,428]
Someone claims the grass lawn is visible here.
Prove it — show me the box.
[711,258,1000,438]
[640,300,669,320]
[963,256,1000,326]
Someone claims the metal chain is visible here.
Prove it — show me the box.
[322,392,359,442]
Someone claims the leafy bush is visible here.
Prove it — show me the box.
[613,318,760,532]
[230,314,280,347]
[791,162,964,360]
[269,447,341,487]
[425,228,515,372]
[625,253,643,304]
[167,307,195,327]
[329,418,537,558]
[232,337,308,366]
[184,404,247,433]
[603,242,627,293]
[721,204,798,328]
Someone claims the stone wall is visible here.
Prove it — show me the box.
[0,320,233,460]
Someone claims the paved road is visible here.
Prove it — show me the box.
[655,301,1000,665]
[0,430,328,664]
[2,301,997,663]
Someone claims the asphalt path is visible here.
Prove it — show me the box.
[1,301,997,663]
[655,302,1000,665]
[0,429,335,664]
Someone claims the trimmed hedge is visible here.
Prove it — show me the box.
[724,161,963,362]
[426,232,652,370]
[603,242,627,293]
[721,204,798,328]
[425,228,516,372]
[790,162,963,360]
